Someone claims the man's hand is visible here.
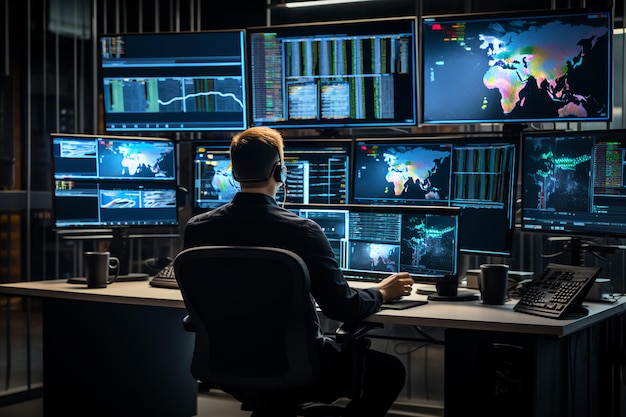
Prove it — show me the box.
[375,272,414,302]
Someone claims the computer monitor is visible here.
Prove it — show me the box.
[192,143,240,212]
[277,139,351,204]
[420,8,612,125]
[192,139,351,213]
[351,135,518,256]
[287,203,461,282]
[98,30,248,132]
[51,133,179,277]
[247,16,418,129]
[521,129,626,263]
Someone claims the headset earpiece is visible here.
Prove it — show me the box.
[273,162,287,183]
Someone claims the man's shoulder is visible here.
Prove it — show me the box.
[186,212,210,225]
[279,211,325,235]
[186,205,229,225]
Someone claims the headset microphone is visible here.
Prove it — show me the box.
[281,175,287,207]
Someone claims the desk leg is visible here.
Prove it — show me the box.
[42,299,197,417]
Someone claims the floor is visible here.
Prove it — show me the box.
[0,389,251,417]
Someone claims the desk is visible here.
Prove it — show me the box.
[358,282,626,417]
[0,280,624,417]
[0,280,195,417]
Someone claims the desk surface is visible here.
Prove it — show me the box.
[1,279,624,337]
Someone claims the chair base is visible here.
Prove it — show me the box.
[244,398,349,417]
[298,399,349,416]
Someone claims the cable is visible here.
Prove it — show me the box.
[412,325,444,344]
[540,251,564,258]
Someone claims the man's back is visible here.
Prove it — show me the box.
[183,192,383,324]
[185,193,316,250]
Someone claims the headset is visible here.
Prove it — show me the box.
[273,158,287,184]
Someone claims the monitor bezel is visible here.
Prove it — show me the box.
[279,137,353,205]
[190,140,238,215]
[97,29,249,133]
[50,132,180,230]
[350,133,519,256]
[190,136,355,215]
[246,16,419,130]
[419,8,613,126]
[520,128,626,240]
[286,202,462,281]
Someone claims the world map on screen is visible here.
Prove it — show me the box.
[381,147,450,200]
[479,20,608,118]
[98,140,175,179]
[423,12,611,122]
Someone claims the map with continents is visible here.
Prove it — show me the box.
[424,14,610,122]
[480,19,609,118]
[381,147,450,200]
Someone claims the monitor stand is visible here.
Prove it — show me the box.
[108,229,149,282]
[65,229,149,284]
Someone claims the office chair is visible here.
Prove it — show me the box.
[173,245,382,417]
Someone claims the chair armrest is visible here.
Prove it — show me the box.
[182,314,196,332]
[333,321,384,400]
[334,321,383,343]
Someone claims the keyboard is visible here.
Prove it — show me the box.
[381,299,428,310]
[343,271,445,283]
[513,263,601,319]
[149,264,179,289]
[343,273,383,283]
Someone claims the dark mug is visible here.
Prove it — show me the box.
[479,264,509,305]
[84,252,120,288]
[435,274,459,297]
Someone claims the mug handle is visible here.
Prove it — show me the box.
[107,257,120,284]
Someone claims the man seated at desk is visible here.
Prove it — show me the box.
[182,126,415,417]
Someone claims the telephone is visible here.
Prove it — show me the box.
[513,263,601,319]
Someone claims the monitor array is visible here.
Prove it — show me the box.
[191,134,518,257]
[97,8,612,132]
[79,7,617,261]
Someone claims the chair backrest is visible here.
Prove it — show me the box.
[173,245,322,392]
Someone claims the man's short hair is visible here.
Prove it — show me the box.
[230,127,284,183]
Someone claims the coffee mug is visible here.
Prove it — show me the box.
[84,251,120,288]
[479,264,509,305]
[435,274,459,297]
